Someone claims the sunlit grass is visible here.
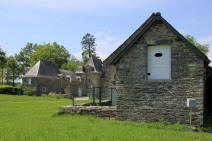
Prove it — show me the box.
[0,94,212,141]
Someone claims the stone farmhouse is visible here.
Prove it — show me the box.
[103,12,212,126]
[23,60,78,96]
[23,12,212,126]
[75,55,116,101]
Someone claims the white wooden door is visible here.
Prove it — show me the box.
[78,87,82,97]
[147,45,171,80]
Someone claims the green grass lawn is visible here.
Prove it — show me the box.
[0,95,212,141]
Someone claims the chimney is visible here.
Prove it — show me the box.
[49,58,55,64]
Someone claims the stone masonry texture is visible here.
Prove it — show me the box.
[115,21,205,126]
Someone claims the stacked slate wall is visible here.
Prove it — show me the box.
[102,64,116,100]
[115,21,205,126]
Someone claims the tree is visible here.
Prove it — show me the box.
[0,47,7,84]
[30,42,70,68]
[185,35,209,54]
[81,33,96,61]
[61,56,84,72]
[15,42,36,75]
[5,56,21,86]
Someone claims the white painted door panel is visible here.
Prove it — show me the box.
[147,45,171,80]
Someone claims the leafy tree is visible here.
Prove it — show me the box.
[30,42,70,68]
[0,48,7,84]
[15,42,37,75]
[81,33,96,61]
[61,56,84,72]
[185,35,209,54]
[5,56,21,86]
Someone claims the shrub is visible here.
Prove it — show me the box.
[23,87,36,96]
[0,85,17,95]
[16,83,22,88]
[48,92,63,99]
[0,85,13,88]
[42,94,48,97]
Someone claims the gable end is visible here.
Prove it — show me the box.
[105,12,210,65]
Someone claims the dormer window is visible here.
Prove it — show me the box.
[86,67,94,74]
[28,78,31,85]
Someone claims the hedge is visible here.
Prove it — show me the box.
[22,87,36,96]
[0,85,36,96]
[0,85,18,95]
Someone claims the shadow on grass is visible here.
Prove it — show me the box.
[53,110,212,133]
[52,111,72,117]
[202,116,212,133]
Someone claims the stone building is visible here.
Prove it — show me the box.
[76,56,103,97]
[75,56,116,100]
[103,12,211,126]
[23,60,78,96]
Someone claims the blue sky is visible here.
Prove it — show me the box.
[0,0,212,61]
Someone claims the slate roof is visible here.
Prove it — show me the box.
[59,69,77,81]
[84,56,103,73]
[23,60,60,78]
[104,12,210,65]
[24,59,78,82]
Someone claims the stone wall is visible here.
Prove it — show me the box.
[23,77,63,96]
[60,106,116,120]
[102,63,116,100]
[115,21,205,126]
[23,77,37,90]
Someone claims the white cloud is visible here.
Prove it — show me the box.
[198,35,212,64]
[199,36,212,45]
[0,0,171,12]
[0,40,17,56]
[94,32,106,38]
[73,51,82,60]
[73,32,124,60]
[95,34,124,60]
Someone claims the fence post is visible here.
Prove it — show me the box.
[99,88,102,106]
[93,87,95,105]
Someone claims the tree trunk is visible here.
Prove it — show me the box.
[1,68,3,85]
[12,71,15,87]
[13,77,15,87]
[88,45,91,58]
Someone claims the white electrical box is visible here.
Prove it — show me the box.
[187,98,196,108]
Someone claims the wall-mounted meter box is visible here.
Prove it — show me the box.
[187,98,196,108]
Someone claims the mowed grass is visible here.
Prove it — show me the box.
[0,95,212,141]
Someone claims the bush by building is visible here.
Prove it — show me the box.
[0,85,17,95]
[22,87,36,96]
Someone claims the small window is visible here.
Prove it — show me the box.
[91,67,94,71]
[87,68,90,74]
[28,79,31,85]
[42,87,47,93]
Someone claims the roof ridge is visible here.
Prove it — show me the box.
[36,60,41,77]
[103,12,210,65]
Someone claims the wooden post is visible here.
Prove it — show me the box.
[111,88,112,105]
[93,87,95,105]
[72,95,75,106]
[189,108,192,126]
[99,88,102,106]
[71,86,75,106]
